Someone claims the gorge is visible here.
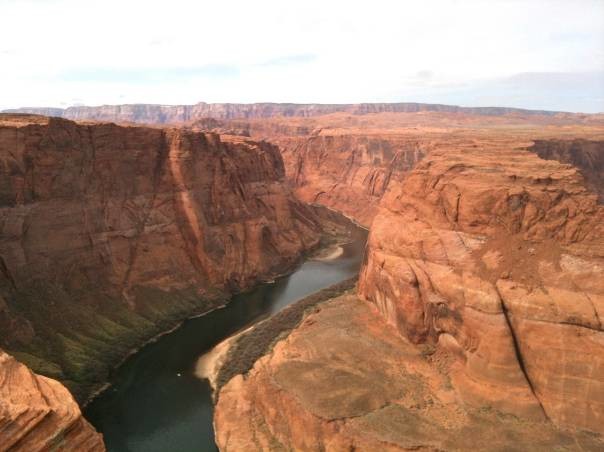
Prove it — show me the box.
[1,106,603,451]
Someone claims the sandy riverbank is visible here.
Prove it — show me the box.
[195,326,253,390]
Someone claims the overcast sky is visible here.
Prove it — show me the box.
[1,0,603,112]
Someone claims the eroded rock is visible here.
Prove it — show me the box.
[0,114,320,400]
[358,147,604,433]
[0,350,104,451]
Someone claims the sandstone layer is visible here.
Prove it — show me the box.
[0,349,104,451]
[528,139,604,201]
[232,112,604,227]
[214,134,604,450]
[358,147,604,434]
[0,114,320,400]
[215,294,603,451]
[3,102,576,124]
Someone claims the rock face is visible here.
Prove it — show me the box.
[216,112,604,228]
[528,139,604,202]
[358,147,604,434]
[214,294,603,451]
[191,119,430,226]
[214,144,604,450]
[0,349,104,451]
[0,114,320,400]
[4,102,567,124]
[277,134,428,226]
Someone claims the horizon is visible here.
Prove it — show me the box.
[3,97,602,115]
[1,0,603,113]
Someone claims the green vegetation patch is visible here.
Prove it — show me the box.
[4,281,226,403]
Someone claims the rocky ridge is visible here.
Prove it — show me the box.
[528,139,604,201]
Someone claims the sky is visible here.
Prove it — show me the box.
[1,0,603,112]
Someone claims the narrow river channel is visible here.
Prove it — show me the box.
[85,228,367,451]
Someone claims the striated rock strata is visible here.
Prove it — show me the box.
[0,349,104,451]
[214,145,604,450]
[277,134,428,226]
[0,114,320,400]
[358,147,604,434]
[3,102,570,124]
[528,139,604,201]
[208,112,604,228]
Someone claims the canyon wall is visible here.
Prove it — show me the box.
[191,118,431,226]
[0,114,320,401]
[214,140,604,450]
[528,139,604,202]
[274,134,428,226]
[0,349,104,451]
[358,146,604,434]
[4,102,567,124]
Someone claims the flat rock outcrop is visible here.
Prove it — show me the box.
[0,114,320,400]
[358,146,604,434]
[0,349,104,451]
[214,294,603,451]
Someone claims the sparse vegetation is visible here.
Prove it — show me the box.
[4,282,227,403]
[215,277,357,392]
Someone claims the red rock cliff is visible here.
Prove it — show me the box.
[528,139,604,202]
[0,349,104,451]
[276,134,427,226]
[358,146,604,433]
[0,114,320,400]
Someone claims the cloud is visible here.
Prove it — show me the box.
[392,72,604,113]
[0,0,602,111]
[258,54,318,67]
[56,66,241,83]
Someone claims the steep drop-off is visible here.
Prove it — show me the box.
[214,145,604,450]
[215,293,603,451]
[0,114,320,401]
[192,119,430,226]
[0,350,104,452]
[205,112,604,228]
[276,134,428,226]
[358,147,604,433]
[528,139,604,202]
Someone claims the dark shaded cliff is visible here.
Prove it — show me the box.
[528,139,604,202]
[0,114,321,401]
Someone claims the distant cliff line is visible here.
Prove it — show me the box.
[2,101,572,124]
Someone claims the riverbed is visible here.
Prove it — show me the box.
[84,228,367,451]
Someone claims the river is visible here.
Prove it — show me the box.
[84,228,367,451]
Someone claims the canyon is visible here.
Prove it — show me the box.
[0,106,603,451]
[0,113,322,408]
[212,111,604,450]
